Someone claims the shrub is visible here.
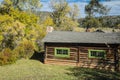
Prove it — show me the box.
[14,40,34,59]
[0,48,17,66]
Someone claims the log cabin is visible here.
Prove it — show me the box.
[42,31,120,71]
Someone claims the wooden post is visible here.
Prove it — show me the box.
[77,46,80,66]
[114,47,119,72]
[44,43,47,64]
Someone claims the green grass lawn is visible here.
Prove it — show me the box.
[0,59,119,80]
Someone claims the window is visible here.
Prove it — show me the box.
[88,50,106,58]
[55,48,70,58]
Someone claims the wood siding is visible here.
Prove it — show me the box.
[44,43,119,71]
[78,47,115,71]
[46,46,78,61]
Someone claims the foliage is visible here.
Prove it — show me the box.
[82,17,102,31]
[99,16,120,28]
[78,16,120,29]
[0,48,17,65]
[50,0,70,27]
[0,0,13,14]
[0,15,25,50]
[117,24,120,29]
[83,0,110,30]
[85,0,110,17]
[9,0,42,12]
[55,16,78,31]
[50,0,78,31]
[14,40,35,59]
[43,16,54,26]
[0,0,46,63]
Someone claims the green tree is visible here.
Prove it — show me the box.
[83,0,110,31]
[85,0,110,17]
[83,17,102,32]
[100,16,120,28]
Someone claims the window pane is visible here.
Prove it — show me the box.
[57,49,62,54]
[89,50,106,58]
[63,50,68,55]
[55,48,70,58]
[91,51,96,56]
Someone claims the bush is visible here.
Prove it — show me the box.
[0,48,17,66]
[14,40,34,59]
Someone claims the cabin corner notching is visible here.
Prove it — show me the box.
[42,31,120,71]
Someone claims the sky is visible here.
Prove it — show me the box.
[0,0,120,17]
[40,0,120,17]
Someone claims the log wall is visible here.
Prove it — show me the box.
[44,43,118,71]
[78,47,115,71]
[47,47,78,60]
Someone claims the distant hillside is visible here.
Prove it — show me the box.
[78,15,120,28]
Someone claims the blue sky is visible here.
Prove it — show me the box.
[0,0,120,17]
[40,0,120,17]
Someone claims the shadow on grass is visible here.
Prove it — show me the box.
[67,67,120,80]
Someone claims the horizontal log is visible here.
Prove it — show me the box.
[47,52,54,55]
[47,54,54,56]
[47,47,77,49]
[80,52,88,54]
[70,52,77,54]
[79,46,113,49]
[47,54,77,59]
[79,57,88,58]
[70,53,76,56]
[46,58,77,62]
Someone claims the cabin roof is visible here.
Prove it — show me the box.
[42,31,120,44]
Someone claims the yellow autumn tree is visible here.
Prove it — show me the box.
[43,16,54,26]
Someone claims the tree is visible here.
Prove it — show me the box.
[43,16,54,26]
[50,0,78,31]
[83,0,110,31]
[50,0,70,27]
[0,0,45,51]
[0,15,25,50]
[69,4,80,21]
[0,0,42,14]
[0,0,13,14]
[100,16,120,28]
[117,24,120,29]
[85,0,110,17]
[83,17,102,32]
[0,0,47,63]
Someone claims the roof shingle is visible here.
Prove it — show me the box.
[42,31,120,44]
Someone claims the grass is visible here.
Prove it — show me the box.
[0,59,120,80]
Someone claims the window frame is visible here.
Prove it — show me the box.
[54,48,70,58]
[88,49,106,59]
